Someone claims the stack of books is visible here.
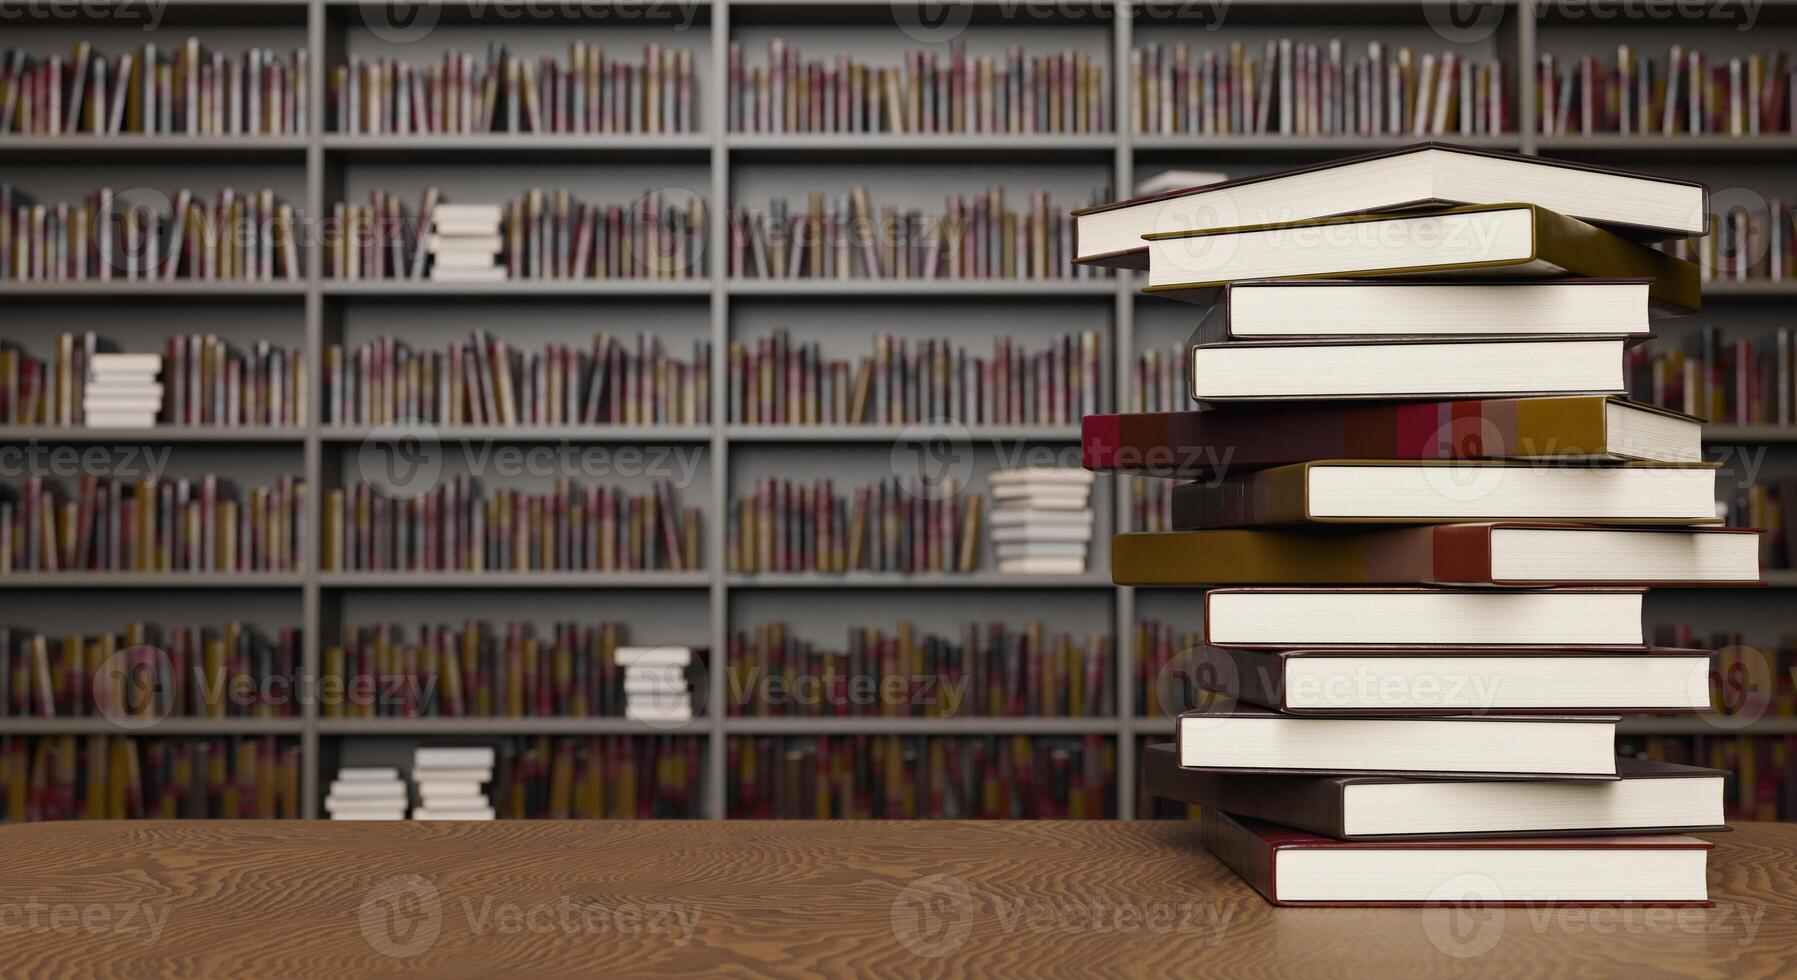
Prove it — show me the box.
[324,767,407,822]
[412,747,495,821]
[82,353,162,428]
[990,468,1095,575]
[427,204,506,283]
[1081,142,1762,907]
[617,646,694,725]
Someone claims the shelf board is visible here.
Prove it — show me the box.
[319,571,711,589]
[1131,717,1176,736]
[323,133,711,162]
[726,572,1112,589]
[322,425,712,443]
[0,135,308,162]
[0,427,305,443]
[1619,716,1797,736]
[725,716,1120,736]
[1702,426,1797,444]
[727,279,1116,299]
[317,717,706,736]
[727,424,1079,442]
[0,281,305,299]
[1760,571,1797,588]
[0,717,304,736]
[728,132,1116,162]
[0,572,304,589]
[1701,280,1797,299]
[1132,133,1522,158]
[1537,134,1797,161]
[320,280,710,299]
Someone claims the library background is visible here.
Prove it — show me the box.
[1,0,1794,822]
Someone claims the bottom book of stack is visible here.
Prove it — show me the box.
[325,767,408,821]
[413,747,496,821]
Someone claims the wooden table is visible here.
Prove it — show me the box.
[4,820,1793,978]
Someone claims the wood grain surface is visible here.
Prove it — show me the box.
[2,820,1792,979]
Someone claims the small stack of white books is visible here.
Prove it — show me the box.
[989,468,1097,575]
[618,646,693,725]
[412,747,495,820]
[325,767,407,821]
[84,353,163,427]
[427,204,506,282]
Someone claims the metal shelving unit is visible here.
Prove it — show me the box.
[4,0,1792,820]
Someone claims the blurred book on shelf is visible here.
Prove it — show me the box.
[728,39,1108,134]
[727,620,1111,718]
[728,187,1108,280]
[323,478,700,573]
[728,329,1100,427]
[328,187,704,281]
[0,41,307,136]
[0,185,300,282]
[726,477,981,576]
[0,736,300,821]
[1626,326,1797,426]
[727,734,1113,818]
[330,44,696,135]
[493,735,702,819]
[1,622,300,719]
[1538,45,1795,135]
[1131,41,1510,136]
[0,474,306,574]
[1716,481,1793,569]
[326,331,710,428]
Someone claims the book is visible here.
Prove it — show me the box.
[1110,525,1763,586]
[1172,460,1720,527]
[1140,204,1701,313]
[1082,396,1704,475]
[616,646,692,669]
[1196,646,1714,714]
[1202,587,1646,648]
[1143,746,1727,838]
[1177,708,1619,777]
[1191,279,1664,340]
[1188,334,1632,401]
[415,747,495,769]
[1074,142,1708,267]
[1201,810,1712,906]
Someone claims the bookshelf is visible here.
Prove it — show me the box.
[4,0,1796,821]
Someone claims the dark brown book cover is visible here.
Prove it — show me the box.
[1144,745,1730,839]
[1197,646,1714,716]
[1202,810,1715,907]
[1074,142,1709,267]
[1080,397,1702,475]
[1174,705,1621,780]
[1111,525,1763,587]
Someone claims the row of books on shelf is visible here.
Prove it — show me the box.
[1659,201,1797,282]
[0,736,300,821]
[321,478,699,573]
[727,621,1110,719]
[1132,41,1508,136]
[0,42,307,136]
[726,329,1102,427]
[727,188,1104,281]
[328,188,704,281]
[1539,46,1797,136]
[728,734,1112,819]
[1,185,301,282]
[492,734,701,818]
[2,475,305,573]
[0,624,299,719]
[331,45,696,135]
[1,333,304,428]
[322,622,699,719]
[1627,327,1797,426]
[728,40,1107,135]
[325,332,711,428]
[726,477,983,576]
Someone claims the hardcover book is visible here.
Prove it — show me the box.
[1202,587,1647,648]
[1188,278,1667,339]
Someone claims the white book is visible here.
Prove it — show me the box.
[994,541,1089,558]
[1212,279,1655,337]
[410,767,491,782]
[991,525,1093,544]
[83,414,159,428]
[988,468,1096,487]
[325,798,409,815]
[626,703,694,723]
[1179,710,1618,777]
[616,646,693,668]
[998,556,1086,574]
[623,664,687,682]
[993,496,1089,510]
[1190,336,1630,401]
[429,234,503,253]
[988,509,1093,527]
[429,267,510,282]
[329,780,408,799]
[337,767,401,781]
[330,812,407,821]
[89,353,163,374]
[1204,588,1645,647]
[414,747,496,769]
[432,203,504,222]
[413,807,497,821]
[416,781,486,798]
